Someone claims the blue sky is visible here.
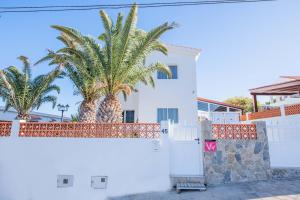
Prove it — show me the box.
[1,0,300,117]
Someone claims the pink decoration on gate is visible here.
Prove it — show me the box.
[205,140,216,152]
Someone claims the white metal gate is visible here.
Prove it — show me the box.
[169,123,203,176]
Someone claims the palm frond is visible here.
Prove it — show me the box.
[18,56,31,79]
[35,95,57,109]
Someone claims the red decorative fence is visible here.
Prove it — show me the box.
[240,103,300,121]
[212,124,257,139]
[19,122,160,138]
[248,108,281,120]
[285,104,300,116]
[240,108,281,121]
[0,122,12,137]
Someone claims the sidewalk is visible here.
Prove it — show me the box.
[109,179,300,200]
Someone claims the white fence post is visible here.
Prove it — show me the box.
[11,120,23,138]
[160,120,171,187]
[246,112,251,122]
[280,105,286,117]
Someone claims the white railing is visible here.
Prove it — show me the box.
[198,111,241,124]
[169,123,200,141]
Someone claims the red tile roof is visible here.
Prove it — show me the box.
[30,115,42,120]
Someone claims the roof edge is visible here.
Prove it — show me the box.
[249,79,300,92]
[165,43,201,57]
[197,97,243,110]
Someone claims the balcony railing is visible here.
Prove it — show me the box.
[241,102,300,121]
[248,108,281,120]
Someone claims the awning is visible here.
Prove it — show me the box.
[250,77,300,95]
[249,76,300,112]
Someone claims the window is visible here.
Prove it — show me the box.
[122,110,135,123]
[198,101,209,111]
[157,65,178,79]
[157,108,178,123]
[210,104,227,112]
[229,107,240,112]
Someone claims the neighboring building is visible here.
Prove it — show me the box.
[0,107,70,122]
[120,44,200,125]
[268,76,300,106]
[268,95,300,107]
[197,97,243,124]
[250,76,300,111]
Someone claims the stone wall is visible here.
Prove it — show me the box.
[272,167,300,180]
[201,121,271,185]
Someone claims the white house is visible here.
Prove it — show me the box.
[0,107,70,122]
[120,44,200,125]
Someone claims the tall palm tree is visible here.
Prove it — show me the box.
[37,32,105,122]
[95,4,175,122]
[44,4,175,123]
[0,56,62,120]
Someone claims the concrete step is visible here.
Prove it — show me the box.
[176,182,207,193]
[170,175,205,187]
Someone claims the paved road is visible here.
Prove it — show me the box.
[109,179,300,200]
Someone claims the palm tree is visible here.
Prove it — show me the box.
[95,5,175,122]
[0,56,62,120]
[37,32,105,122]
[44,4,175,123]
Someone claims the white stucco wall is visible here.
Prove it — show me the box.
[264,115,300,168]
[0,123,170,200]
[120,45,200,125]
[244,114,300,168]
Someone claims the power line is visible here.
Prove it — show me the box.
[0,0,277,9]
[0,0,277,14]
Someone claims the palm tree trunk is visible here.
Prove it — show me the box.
[78,100,97,122]
[97,95,123,123]
[17,113,30,121]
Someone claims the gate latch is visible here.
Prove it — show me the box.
[194,138,200,144]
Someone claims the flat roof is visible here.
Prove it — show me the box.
[197,97,243,110]
[165,43,201,57]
